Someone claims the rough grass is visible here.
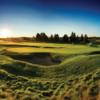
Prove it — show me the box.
[52,54,100,78]
[0,41,100,100]
[0,54,100,79]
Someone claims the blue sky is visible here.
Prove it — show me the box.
[0,0,100,37]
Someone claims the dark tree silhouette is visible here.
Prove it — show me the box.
[62,34,69,43]
[54,34,60,42]
[36,33,48,42]
[35,32,89,44]
[84,34,89,43]
[36,33,41,41]
[40,32,48,41]
[76,35,80,43]
[80,34,84,43]
[70,32,77,43]
[49,34,54,42]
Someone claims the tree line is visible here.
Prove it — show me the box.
[35,32,89,44]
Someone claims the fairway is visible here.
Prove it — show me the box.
[0,41,100,54]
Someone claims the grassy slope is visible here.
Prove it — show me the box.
[0,54,100,99]
[52,54,100,78]
[0,41,100,78]
[0,53,100,79]
[0,41,100,100]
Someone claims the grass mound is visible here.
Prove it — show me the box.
[0,54,100,79]
[52,54,100,78]
[0,55,44,77]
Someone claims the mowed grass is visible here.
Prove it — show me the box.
[0,41,66,47]
[1,41,99,54]
[6,46,100,54]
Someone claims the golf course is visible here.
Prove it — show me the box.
[0,41,100,100]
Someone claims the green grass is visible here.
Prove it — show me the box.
[52,54,100,77]
[5,44,100,54]
[0,41,100,54]
[0,54,100,79]
[0,41,100,100]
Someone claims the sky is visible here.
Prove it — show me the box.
[0,0,100,37]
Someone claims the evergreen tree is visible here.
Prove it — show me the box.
[35,32,89,44]
[76,35,80,43]
[70,32,77,43]
[49,34,54,42]
[84,34,89,43]
[41,32,48,41]
[36,33,41,41]
[62,34,69,43]
[54,34,60,42]
[80,34,84,43]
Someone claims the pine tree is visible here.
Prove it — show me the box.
[80,34,84,43]
[62,34,69,43]
[70,32,77,43]
[84,34,89,43]
[49,34,54,42]
[36,33,41,41]
[54,34,60,42]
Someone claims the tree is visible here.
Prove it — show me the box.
[62,34,69,43]
[49,34,54,42]
[36,33,41,41]
[70,32,77,43]
[54,34,60,42]
[76,35,80,43]
[35,32,89,44]
[40,32,48,41]
[84,34,89,43]
[80,34,84,43]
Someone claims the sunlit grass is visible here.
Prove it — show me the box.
[0,41,100,100]
[6,45,100,54]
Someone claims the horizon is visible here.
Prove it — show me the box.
[0,32,100,38]
[0,0,100,37]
